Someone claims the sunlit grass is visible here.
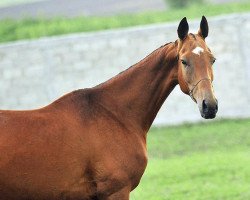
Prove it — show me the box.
[131,119,250,200]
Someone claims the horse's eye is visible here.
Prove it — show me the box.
[181,60,188,66]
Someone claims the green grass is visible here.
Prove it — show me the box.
[131,119,250,200]
[0,0,40,7]
[0,2,250,43]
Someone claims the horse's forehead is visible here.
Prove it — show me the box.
[184,38,207,56]
[192,46,204,56]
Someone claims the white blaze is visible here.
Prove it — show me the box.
[192,46,204,55]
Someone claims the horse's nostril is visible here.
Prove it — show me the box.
[202,100,208,111]
[215,103,218,111]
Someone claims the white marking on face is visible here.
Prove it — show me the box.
[192,46,204,56]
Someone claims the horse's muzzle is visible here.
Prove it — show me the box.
[200,99,218,119]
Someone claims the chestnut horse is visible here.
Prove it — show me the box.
[0,16,218,199]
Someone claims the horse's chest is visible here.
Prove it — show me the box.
[125,151,148,189]
[93,140,148,195]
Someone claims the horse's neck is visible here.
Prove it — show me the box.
[95,43,178,132]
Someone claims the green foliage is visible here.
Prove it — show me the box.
[131,119,250,200]
[0,2,250,44]
[0,0,38,7]
[165,0,205,8]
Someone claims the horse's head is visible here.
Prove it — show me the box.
[176,16,218,119]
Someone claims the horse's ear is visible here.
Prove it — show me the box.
[198,16,209,39]
[177,17,189,40]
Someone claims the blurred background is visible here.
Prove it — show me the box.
[0,0,249,199]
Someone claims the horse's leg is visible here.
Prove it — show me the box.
[99,187,130,200]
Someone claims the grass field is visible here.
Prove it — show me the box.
[0,0,40,7]
[131,119,250,200]
[0,2,250,43]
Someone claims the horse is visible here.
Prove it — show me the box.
[0,16,218,200]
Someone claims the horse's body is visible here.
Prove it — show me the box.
[0,92,147,200]
[0,17,218,199]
